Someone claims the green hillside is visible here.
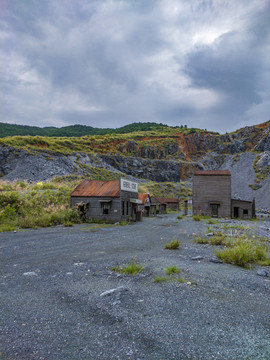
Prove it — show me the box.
[0,122,173,138]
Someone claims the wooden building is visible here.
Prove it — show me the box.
[151,197,167,214]
[138,193,157,216]
[193,170,231,218]
[155,197,179,211]
[231,199,255,220]
[70,178,141,222]
[193,170,255,219]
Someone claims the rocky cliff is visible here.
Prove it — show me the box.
[0,120,269,210]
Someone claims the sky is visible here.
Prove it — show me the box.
[1,0,270,134]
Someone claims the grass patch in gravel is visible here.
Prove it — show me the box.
[215,238,269,268]
[165,265,180,275]
[154,276,167,283]
[207,219,218,224]
[194,234,230,246]
[110,258,144,275]
[164,239,180,250]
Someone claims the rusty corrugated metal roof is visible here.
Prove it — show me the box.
[194,170,231,176]
[138,193,149,205]
[70,180,120,197]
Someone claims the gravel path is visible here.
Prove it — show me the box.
[1,215,270,360]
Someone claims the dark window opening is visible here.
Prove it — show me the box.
[126,201,129,215]
[122,201,125,216]
[102,202,110,215]
[243,209,248,215]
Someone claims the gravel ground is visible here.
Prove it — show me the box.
[1,214,270,360]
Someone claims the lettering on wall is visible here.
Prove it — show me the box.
[120,178,138,193]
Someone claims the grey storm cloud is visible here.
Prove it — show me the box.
[0,0,269,133]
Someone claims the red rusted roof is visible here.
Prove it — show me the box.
[194,170,231,176]
[70,180,120,197]
[138,193,149,205]
[155,197,179,204]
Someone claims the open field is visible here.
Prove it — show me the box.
[1,214,270,359]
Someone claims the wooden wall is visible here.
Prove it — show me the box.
[71,189,139,222]
[231,199,253,219]
[193,175,231,218]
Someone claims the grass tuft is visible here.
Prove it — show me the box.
[110,259,144,275]
[164,239,180,250]
[154,277,167,283]
[215,241,268,268]
[165,266,180,275]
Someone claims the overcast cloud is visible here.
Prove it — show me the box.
[1,0,269,133]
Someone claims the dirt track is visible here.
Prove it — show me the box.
[1,214,270,359]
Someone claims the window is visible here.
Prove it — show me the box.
[126,201,129,215]
[243,209,248,215]
[122,201,125,215]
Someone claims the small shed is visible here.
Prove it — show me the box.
[152,197,167,214]
[231,199,255,220]
[70,178,141,222]
[138,193,157,216]
[155,197,179,211]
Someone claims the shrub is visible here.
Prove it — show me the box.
[192,215,201,221]
[177,215,183,219]
[0,204,17,220]
[164,239,180,250]
[165,266,180,275]
[0,224,16,232]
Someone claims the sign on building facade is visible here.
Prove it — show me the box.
[120,178,138,193]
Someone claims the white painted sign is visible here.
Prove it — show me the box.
[120,178,138,193]
[130,198,142,204]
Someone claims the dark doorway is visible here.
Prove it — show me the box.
[210,204,219,217]
[234,207,239,218]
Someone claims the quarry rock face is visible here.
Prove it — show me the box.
[0,122,269,210]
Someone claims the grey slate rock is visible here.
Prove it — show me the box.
[256,269,270,277]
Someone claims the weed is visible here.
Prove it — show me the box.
[165,266,180,275]
[192,215,201,221]
[154,277,167,282]
[215,241,268,268]
[164,239,180,250]
[207,219,218,225]
[177,215,183,219]
[0,224,16,232]
[258,259,270,266]
[110,259,144,275]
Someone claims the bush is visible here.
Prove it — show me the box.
[164,239,180,250]
[192,215,201,221]
[0,204,16,221]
